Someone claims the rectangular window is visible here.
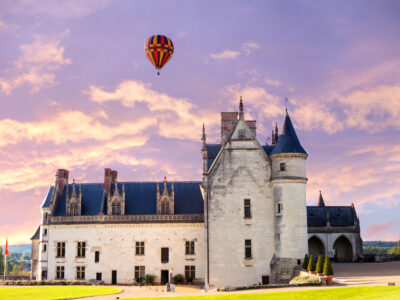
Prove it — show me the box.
[245,239,252,259]
[276,203,282,215]
[280,163,286,171]
[185,241,195,255]
[161,247,169,263]
[185,265,196,280]
[76,266,85,280]
[134,266,145,280]
[77,242,86,258]
[244,199,251,218]
[56,242,65,258]
[56,266,64,279]
[136,242,145,255]
[95,251,100,263]
[43,229,47,235]
[43,244,47,252]
[161,202,169,214]
[112,203,121,215]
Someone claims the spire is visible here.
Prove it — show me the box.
[275,122,279,143]
[163,176,168,194]
[239,96,244,120]
[201,123,207,150]
[114,180,119,195]
[270,110,307,155]
[71,179,76,196]
[318,191,325,207]
[271,129,276,145]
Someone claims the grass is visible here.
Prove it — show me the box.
[0,286,122,300]
[122,286,400,300]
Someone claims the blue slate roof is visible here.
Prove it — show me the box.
[307,206,356,227]
[206,144,222,170]
[42,182,204,216]
[270,113,307,155]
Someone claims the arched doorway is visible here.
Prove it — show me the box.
[333,236,353,262]
[308,236,325,259]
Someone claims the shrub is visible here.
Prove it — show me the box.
[302,254,309,270]
[307,255,316,272]
[145,274,155,285]
[289,275,320,284]
[136,277,142,283]
[173,274,185,284]
[323,255,334,276]
[316,255,324,273]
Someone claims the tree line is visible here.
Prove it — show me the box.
[0,247,31,276]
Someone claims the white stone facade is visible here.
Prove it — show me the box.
[35,223,205,284]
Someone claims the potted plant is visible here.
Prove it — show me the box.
[186,277,193,285]
[302,254,309,272]
[323,255,334,284]
[145,274,155,286]
[307,254,316,274]
[316,255,324,276]
[172,274,184,285]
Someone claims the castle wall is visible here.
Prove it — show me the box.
[43,223,204,284]
[207,121,275,288]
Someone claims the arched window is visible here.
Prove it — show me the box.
[70,203,79,216]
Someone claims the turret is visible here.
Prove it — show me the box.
[270,109,308,279]
[317,191,325,207]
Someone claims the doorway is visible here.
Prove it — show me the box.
[262,275,269,285]
[96,272,102,281]
[41,270,47,280]
[112,270,117,284]
[161,270,169,284]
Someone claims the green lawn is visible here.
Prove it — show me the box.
[0,286,122,300]
[123,286,400,300]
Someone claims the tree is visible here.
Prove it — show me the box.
[316,255,324,274]
[0,247,3,275]
[4,260,9,275]
[323,255,334,276]
[12,264,18,275]
[398,240,400,255]
[307,255,316,272]
[302,254,309,270]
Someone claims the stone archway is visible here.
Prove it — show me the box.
[333,235,353,262]
[308,236,325,259]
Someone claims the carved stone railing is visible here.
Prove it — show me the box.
[49,214,204,224]
[308,226,359,234]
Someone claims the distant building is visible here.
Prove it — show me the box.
[31,99,362,287]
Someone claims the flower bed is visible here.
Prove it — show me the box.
[0,280,91,286]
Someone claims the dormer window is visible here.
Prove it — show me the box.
[280,163,286,171]
[157,177,174,215]
[107,181,125,216]
[66,180,82,216]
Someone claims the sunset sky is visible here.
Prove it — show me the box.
[0,0,399,244]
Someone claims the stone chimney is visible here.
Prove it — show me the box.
[221,112,238,143]
[56,169,69,195]
[104,168,118,194]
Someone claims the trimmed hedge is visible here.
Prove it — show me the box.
[307,255,316,272]
[316,255,324,274]
[323,255,334,276]
[302,254,309,270]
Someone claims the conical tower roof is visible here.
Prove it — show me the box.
[317,191,325,207]
[270,111,307,155]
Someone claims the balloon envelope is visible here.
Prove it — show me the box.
[145,35,174,72]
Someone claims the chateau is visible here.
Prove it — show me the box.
[31,100,362,287]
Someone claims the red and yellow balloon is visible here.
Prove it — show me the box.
[144,35,174,75]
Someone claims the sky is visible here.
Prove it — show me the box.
[0,0,399,244]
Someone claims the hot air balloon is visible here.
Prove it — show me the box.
[144,35,174,75]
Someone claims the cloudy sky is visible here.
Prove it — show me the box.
[0,0,399,244]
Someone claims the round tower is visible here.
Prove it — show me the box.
[270,110,308,282]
